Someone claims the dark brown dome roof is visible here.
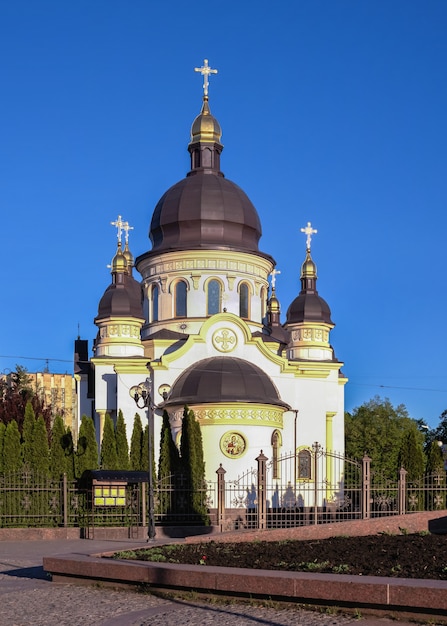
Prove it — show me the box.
[286,293,332,324]
[164,356,289,409]
[148,171,262,253]
[96,273,143,321]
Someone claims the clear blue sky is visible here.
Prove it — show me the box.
[1,1,446,427]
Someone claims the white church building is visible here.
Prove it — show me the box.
[75,60,347,487]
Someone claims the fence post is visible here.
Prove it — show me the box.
[398,467,407,515]
[256,451,268,530]
[362,455,371,519]
[312,442,322,525]
[216,464,226,532]
[62,473,68,527]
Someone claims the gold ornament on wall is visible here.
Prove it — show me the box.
[220,432,247,458]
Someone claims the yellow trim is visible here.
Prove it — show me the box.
[180,402,284,426]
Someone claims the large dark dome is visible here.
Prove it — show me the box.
[164,356,289,409]
[148,171,262,254]
[286,293,332,324]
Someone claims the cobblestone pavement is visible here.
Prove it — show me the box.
[0,539,423,626]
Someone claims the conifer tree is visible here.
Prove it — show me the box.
[62,428,75,481]
[142,424,149,471]
[426,440,445,474]
[3,420,22,472]
[32,415,50,476]
[22,401,36,467]
[130,413,143,470]
[49,415,67,480]
[0,422,6,473]
[180,406,209,524]
[158,410,180,515]
[76,415,98,478]
[397,427,425,481]
[158,410,180,480]
[100,413,118,470]
[115,410,129,470]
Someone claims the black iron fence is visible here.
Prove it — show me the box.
[1,445,446,531]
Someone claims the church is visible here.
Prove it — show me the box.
[75,60,347,486]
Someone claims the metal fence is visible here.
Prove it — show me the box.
[1,445,446,531]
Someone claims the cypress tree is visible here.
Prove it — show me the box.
[32,415,50,476]
[180,406,209,524]
[425,441,446,510]
[398,428,425,481]
[130,413,143,470]
[3,420,22,472]
[63,428,75,481]
[22,401,36,467]
[158,410,180,516]
[115,410,129,470]
[76,415,98,478]
[158,410,180,480]
[0,421,6,473]
[50,415,67,480]
[426,440,445,474]
[100,413,118,470]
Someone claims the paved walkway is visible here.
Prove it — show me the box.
[0,538,429,626]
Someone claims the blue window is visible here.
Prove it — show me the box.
[175,281,187,317]
[207,280,221,315]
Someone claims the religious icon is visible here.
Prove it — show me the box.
[221,432,246,458]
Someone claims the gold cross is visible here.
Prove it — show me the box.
[270,268,281,289]
[111,215,125,243]
[194,59,218,97]
[300,221,318,250]
[123,220,134,244]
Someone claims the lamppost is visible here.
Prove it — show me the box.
[130,377,155,540]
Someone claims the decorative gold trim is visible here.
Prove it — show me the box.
[181,403,284,426]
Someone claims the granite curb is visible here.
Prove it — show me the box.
[43,551,447,620]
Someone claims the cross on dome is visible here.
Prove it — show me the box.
[194,59,218,97]
[111,215,125,243]
[300,222,317,250]
[270,268,281,289]
[123,220,134,243]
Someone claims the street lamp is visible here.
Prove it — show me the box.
[130,377,155,541]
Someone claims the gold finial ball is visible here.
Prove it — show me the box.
[190,99,222,144]
[111,243,127,272]
[301,251,317,278]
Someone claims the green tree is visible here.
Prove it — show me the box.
[76,415,98,478]
[426,440,445,475]
[62,428,75,481]
[21,401,36,467]
[100,413,118,470]
[158,410,180,516]
[49,415,67,480]
[3,420,22,472]
[180,406,209,524]
[0,422,5,473]
[0,366,52,433]
[345,396,421,481]
[130,413,143,470]
[31,415,50,476]
[115,410,129,470]
[397,427,425,480]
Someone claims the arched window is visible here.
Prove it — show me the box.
[239,283,249,319]
[272,430,282,479]
[207,279,221,315]
[297,449,311,479]
[174,281,187,317]
[151,284,159,322]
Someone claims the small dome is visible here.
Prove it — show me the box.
[301,251,317,278]
[190,97,222,144]
[96,275,144,321]
[123,242,135,271]
[286,292,332,324]
[164,356,289,409]
[111,243,127,272]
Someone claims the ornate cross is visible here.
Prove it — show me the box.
[270,268,281,289]
[123,220,134,243]
[194,59,218,97]
[300,221,317,250]
[111,215,125,243]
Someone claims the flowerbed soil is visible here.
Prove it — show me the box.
[114,533,447,580]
